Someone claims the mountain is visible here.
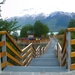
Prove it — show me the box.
[8,11,75,32]
[41,11,75,31]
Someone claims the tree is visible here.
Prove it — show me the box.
[68,19,75,38]
[68,19,75,39]
[34,20,49,37]
[20,24,33,37]
[0,19,20,34]
[20,21,49,37]
[58,29,65,35]
[68,19,75,28]
[43,24,50,36]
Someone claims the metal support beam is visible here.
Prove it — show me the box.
[66,32,71,71]
[2,34,7,69]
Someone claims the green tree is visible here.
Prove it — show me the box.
[58,29,65,35]
[20,24,33,37]
[68,19,75,39]
[0,19,20,34]
[20,21,49,37]
[34,20,49,37]
[68,19,75,38]
[68,19,75,28]
[43,24,50,36]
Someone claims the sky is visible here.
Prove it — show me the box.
[1,0,75,19]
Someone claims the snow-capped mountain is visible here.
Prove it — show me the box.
[8,11,75,31]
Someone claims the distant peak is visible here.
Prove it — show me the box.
[50,11,75,18]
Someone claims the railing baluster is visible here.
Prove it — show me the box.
[66,32,71,71]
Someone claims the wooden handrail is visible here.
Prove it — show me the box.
[26,56,33,66]
[70,39,75,45]
[70,64,75,70]
[0,41,5,47]
[32,45,36,57]
[23,52,32,65]
[44,41,51,53]
[36,45,41,57]
[61,32,66,53]
[0,31,50,71]
[6,42,22,59]
[21,43,32,52]
[54,34,64,39]
[7,62,14,66]
[0,31,7,34]
[57,31,67,67]
[57,28,75,70]
[0,52,6,58]
[0,31,36,71]
[36,45,40,51]
[70,52,75,57]
[1,62,7,68]
[6,32,22,52]
[61,40,67,60]
[67,28,75,32]
[0,31,22,52]
[22,48,32,59]
[7,52,22,66]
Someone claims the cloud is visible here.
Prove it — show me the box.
[22,8,34,12]
[1,0,75,19]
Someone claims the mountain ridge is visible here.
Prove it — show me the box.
[8,11,75,31]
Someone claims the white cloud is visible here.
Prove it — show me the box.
[1,0,75,19]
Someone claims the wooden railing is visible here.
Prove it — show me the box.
[16,38,50,44]
[0,31,36,71]
[56,28,75,71]
[0,31,50,71]
[67,28,75,70]
[56,32,67,67]
[35,41,51,57]
[36,45,41,57]
[54,34,64,39]
[44,41,51,53]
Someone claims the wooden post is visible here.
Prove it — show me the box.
[66,32,71,71]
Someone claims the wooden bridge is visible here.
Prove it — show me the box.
[0,28,75,73]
